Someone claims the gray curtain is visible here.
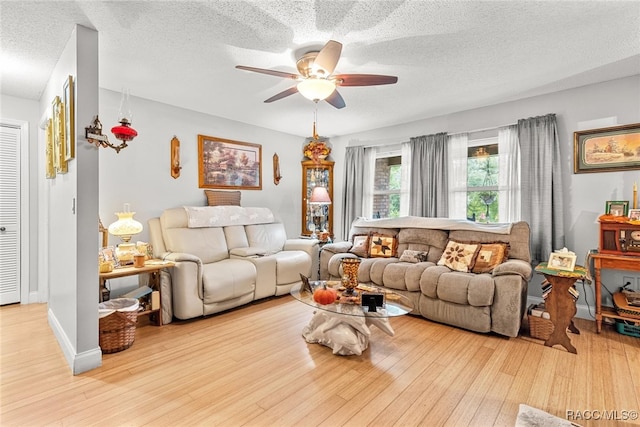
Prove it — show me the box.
[409,133,448,217]
[518,113,564,263]
[341,146,365,240]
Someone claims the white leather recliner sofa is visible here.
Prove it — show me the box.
[148,206,318,322]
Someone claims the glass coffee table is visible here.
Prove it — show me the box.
[290,281,414,356]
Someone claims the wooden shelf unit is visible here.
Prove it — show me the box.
[99,261,174,326]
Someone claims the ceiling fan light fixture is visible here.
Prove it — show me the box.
[297,78,336,101]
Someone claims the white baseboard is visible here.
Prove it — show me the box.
[48,308,102,375]
[526,296,596,321]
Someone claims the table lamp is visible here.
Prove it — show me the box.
[309,186,331,240]
[108,203,143,265]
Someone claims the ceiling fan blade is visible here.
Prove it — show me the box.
[264,86,299,103]
[334,74,398,86]
[236,65,299,80]
[314,40,342,76]
[325,90,345,109]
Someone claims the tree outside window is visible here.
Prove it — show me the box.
[467,143,499,222]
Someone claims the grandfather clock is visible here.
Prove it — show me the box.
[301,159,334,240]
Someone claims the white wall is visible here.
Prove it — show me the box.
[97,89,308,294]
[330,75,640,313]
[39,25,101,374]
[98,89,306,241]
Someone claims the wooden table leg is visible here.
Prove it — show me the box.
[594,259,603,333]
[543,275,578,354]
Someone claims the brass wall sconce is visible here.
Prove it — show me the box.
[273,153,282,185]
[171,136,181,179]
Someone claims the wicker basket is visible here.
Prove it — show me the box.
[99,298,139,354]
[613,292,640,320]
[528,315,554,340]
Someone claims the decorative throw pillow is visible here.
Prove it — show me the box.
[399,249,428,263]
[204,190,241,206]
[369,234,398,258]
[437,240,480,272]
[348,234,370,258]
[472,242,510,273]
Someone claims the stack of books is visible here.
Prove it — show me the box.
[527,302,550,319]
[568,285,579,301]
[541,280,552,299]
[540,280,579,301]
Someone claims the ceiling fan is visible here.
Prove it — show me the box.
[235,40,398,109]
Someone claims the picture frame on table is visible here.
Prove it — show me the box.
[63,75,75,161]
[547,252,577,272]
[605,200,629,217]
[99,246,118,267]
[197,134,262,190]
[574,123,640,174]
[628,209,640,221]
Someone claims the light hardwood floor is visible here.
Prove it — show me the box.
[1,297,639,427]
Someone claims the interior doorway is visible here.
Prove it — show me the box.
[0,122,22,305]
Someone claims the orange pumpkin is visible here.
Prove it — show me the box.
[313,285,337,305]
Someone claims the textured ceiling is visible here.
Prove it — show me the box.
[1,1,639,138]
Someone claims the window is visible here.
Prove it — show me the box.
[466,139,499,222]
[372,154,402,218]
[451,127,520,223]
[365,145,410,219]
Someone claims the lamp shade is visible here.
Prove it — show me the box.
[310,186,331,204]
[297,78,336,101]
[108,204,143,242]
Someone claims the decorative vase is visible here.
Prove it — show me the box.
[341,258,361,294]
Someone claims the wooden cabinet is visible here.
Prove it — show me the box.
[301,160,334,238]
[599,221,640,256]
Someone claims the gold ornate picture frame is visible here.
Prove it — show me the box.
[63,75,75,161]
[45,118,56,179]
[52,95,67,174]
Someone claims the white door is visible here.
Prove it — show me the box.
[0,124,21,305]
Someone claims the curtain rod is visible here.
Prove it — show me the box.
[449,122,516,137]
[353,122,517,149]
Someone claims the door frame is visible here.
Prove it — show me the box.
[0,118,30,304]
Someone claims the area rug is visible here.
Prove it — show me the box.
[516,404,581,427]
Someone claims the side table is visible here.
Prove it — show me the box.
[535,262,586,354]
[99,260,174,326]
[591,253,640,333]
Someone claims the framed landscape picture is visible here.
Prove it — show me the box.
[198,134,262,190]
[574,123,640,173]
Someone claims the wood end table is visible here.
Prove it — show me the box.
[535,263,586,354]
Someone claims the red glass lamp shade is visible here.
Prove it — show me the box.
[111,118,138,142]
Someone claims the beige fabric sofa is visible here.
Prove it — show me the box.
[320,217,532,337]
[148,206,318,322]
